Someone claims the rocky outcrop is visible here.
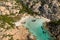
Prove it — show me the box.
[0,0,21,15]
[0,0,60,40]
[21,0,60,21]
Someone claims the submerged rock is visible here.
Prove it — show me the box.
[23,17,55,40]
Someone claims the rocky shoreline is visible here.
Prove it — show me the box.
[0,0,60,40]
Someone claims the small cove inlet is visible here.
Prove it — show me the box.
[24,17,55,40]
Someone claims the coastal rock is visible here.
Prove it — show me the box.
[21,0,60,21]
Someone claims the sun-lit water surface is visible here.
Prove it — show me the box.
[24,17,54,40]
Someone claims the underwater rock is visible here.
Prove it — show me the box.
[24,17,55,40]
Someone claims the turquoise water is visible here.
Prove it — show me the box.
[24,17,54,40]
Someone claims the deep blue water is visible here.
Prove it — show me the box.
[24,17,54,40]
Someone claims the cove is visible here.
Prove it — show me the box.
[24,17,54,40]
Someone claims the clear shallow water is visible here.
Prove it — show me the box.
[24,17,54,40]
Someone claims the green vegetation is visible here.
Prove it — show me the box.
[0,15,15,29]
[2,34,14,40]
[0,15,14,23]
[48,19,60,26]
[0,0,36,30]
[40,0,46,6]
[15,0,36,15]
[9,36,14,40]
